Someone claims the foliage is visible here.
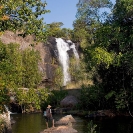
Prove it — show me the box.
[84,46,122,70]
[79,85,104,110]
[0,42,45,113]
[1,0,133,114]
[0,42,22,88]
[15,88,50,113]
[97,0,133,111]
[0,41,43,112]
[72,0,114,94]
[0,5,9,36]
[115,88,128,110]
[88,120,97,133]
[105,90,116,100]
[73,0,133,112]
[0,41,42,88]
[46,90,68,107]
[76,0,113,24]
[0,5,9,23]
[47,22,63,37]
[91,47,115,68]
[69,57,81,83]
[74,0,114,67]
[61,28,73,40]
[21,49,42,88]
[0,78,10,113]
[73,0,113,43]
[73,19,88,43]
[0,0,50,41]
[47,22,73,39]
[53,66,63,89]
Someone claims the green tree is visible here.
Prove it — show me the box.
[83,0,133,111]
[0,0,50,41]
[47,22,64,37]
[53,66,63,89]
[22,49,42,88]
[0,77,10,113]
[0,42,22,88]
[72,0,113,88]
[0,41,42,89]
[88,120,97,133]
[47,22,73,39]
[15,88,49,113]
[76,0,113,23]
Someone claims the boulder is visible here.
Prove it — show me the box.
[0,112,12,133]
[87,110,116,118]
[40,126,78,133]
[55,115,76,125]
[40,115,77,133]
[60,95,78,108]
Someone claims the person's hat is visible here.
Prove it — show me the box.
[47,105,51,108]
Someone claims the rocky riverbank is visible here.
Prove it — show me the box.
[40,126,78,133]
[0,112,12,133]
[40,115,78,133]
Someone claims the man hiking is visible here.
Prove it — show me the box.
[44,105,54,128]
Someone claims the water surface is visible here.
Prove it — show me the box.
[11,113,133,133]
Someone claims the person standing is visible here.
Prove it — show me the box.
[44,105,54,128]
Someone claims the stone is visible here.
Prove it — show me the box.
[60,95,78,108]
[55,115,76,125]
[40,126,78,133]
[40,115,77,133]
[0,112,12,133]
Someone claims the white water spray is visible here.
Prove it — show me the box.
[67,40,79,60]
[56,38,79,86]
[56,38,71,86]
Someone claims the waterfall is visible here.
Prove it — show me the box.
[55,38,79,86]
[3,105,11,122]
[56,38,71,86]
[4,105,15,115]
[4,105,12,114]
[70,43,80,68]
[67,40,79,61]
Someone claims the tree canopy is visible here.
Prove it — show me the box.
[72,0,133,112]
[0,0,50,41]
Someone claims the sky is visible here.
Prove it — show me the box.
[43,0,116,29]
[43,0,78,29]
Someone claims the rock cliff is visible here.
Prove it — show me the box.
[0,31,80,87]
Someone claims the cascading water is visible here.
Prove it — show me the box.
[56,38,79,86]
[56,38,71,86]
[67,40,79,63]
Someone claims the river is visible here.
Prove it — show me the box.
[11,113,133,133]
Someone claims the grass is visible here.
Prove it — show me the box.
[66,80,93,90]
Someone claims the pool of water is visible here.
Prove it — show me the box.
[11,113,133,133]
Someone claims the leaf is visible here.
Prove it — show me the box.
[105,91,116,100]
